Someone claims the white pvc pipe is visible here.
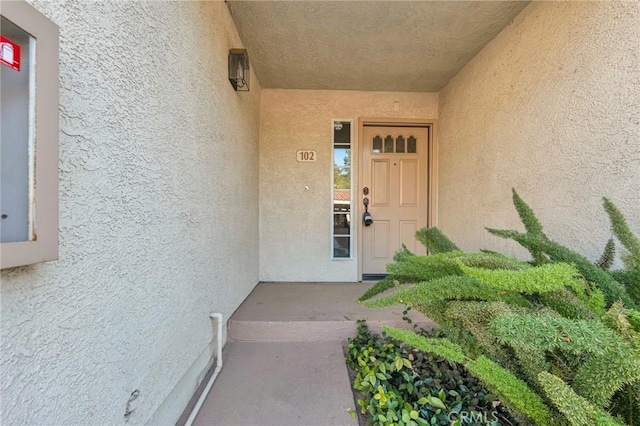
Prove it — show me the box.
[184,312,224,426]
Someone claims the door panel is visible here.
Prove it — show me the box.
[372,221,390,259]
[362,126,428,275]
[399,159,418,206]
[372,160,390,206]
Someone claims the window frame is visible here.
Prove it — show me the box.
[1,0,59,269]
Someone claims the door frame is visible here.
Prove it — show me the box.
[356,117,438,281]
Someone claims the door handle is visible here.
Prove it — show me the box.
[363,211,373,226]
[362,197,373,226]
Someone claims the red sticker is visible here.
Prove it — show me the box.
[0,35,21,71]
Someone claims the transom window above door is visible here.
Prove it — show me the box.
[372,134,417,154]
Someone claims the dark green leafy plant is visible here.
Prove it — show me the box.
[346,322,517,425]
[347,322,427,425]
[384,326,552,426]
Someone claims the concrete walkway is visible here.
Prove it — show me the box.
[192,341,356,426]
[180,282,435,426]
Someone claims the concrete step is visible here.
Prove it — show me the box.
[228,282,436,342]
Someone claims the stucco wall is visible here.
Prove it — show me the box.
[1,1,261,424]
[259,90,438,282]
[437,2,640,261]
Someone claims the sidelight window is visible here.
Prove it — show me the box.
[332,120,352,259]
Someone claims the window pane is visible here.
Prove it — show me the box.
[334,195,351,213]
[334,121,351,144]
[407,136,417,153]
[333,213,350,235]
[334,144,350,190]
[396,136,405,153]
[1,17,34,243]
[333,166,350,190]
[384,135,394,153]
[372,135,382,153]
[333,237,350,258]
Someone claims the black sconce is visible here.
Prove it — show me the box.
[228,48,249,91]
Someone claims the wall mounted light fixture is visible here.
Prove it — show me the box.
[228,48,249,91]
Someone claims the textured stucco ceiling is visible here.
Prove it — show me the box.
[226,1,530,92]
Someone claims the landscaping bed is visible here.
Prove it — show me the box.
[345,321,517,426]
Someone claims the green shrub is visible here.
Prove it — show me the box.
[489,314,623,357]
[537,372,623,426]
[385,252,463,283]
[627,310,640,332]
[610,269,640,307]
[359,251,530,302]
[602,302,640,347]
[511,188,549,265]
[597,238,616,270]
[538,289,599,320]
[486,229,635,308]
[382,326,465,364]
[456,262,580,295]
[571,348,640,408]
[359,276,399,302]
[603,197,640,270]
[357,189,640,425]
[611,384,640,426]
[364,276,526,309]
[467,356,554,426]
[486,192,639,309]
[442,301,525,367]
[415,227,459,254]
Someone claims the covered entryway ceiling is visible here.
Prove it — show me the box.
[226,1,530,92]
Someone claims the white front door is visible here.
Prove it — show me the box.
[361,125,429,275]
